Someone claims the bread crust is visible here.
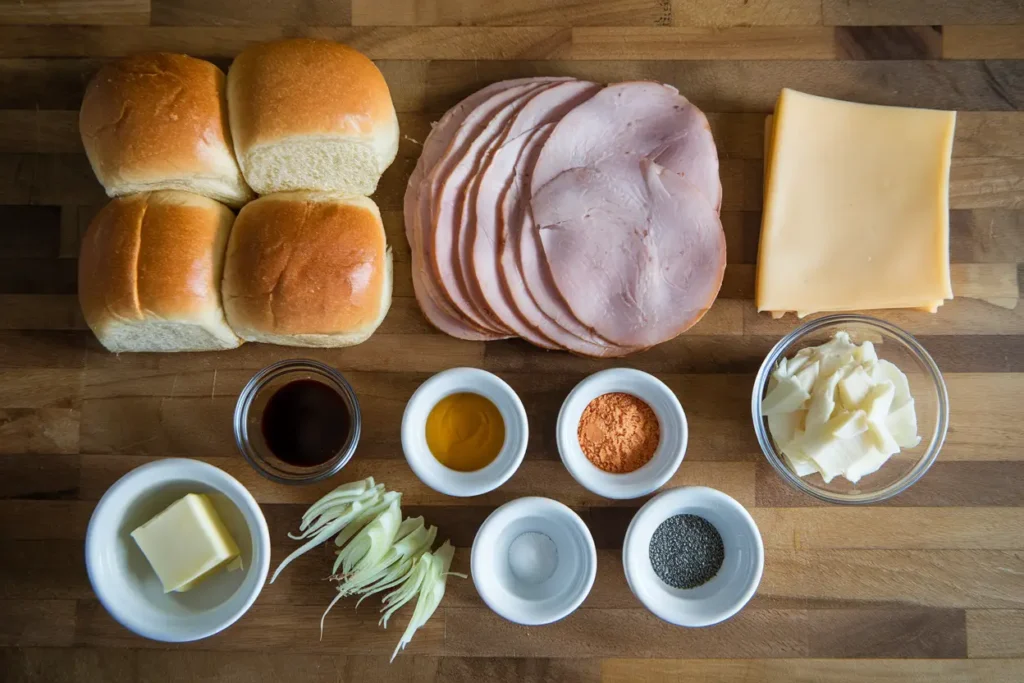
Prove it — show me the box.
[78,191,241,351]
[79,53,252,207]
[227,39,397,153]
[222,192,391,346]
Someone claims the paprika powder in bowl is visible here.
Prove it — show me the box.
[556,368,687,500]
[402,368,528,497]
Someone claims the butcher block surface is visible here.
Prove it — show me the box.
[2,1,1024,681]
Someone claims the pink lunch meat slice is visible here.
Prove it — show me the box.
[405,77,564,339]
[508,127,639,357]
[530,81,721,212]
[428,82,556,335]
[467,80,602,349]
[533,156,726,348]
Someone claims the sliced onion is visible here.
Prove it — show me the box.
[291,487,382,541]
[379,554,429,628]
[301,479,378,526]
[333,491,400,550]
[298,490,383,536]
[272,482,383,582]
[353,557,415,607]
[271,476,461,659]
[335,497,402,577]
[390,541,458,662]
[270,511,354,584]
[340,522,436,601]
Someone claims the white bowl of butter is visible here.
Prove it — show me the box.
[85,458,270,642]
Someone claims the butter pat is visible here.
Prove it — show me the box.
[757,88,955,317]
[131,493,242,593]
[762,331,921,484]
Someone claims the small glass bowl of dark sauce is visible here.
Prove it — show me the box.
[234,359,361,484]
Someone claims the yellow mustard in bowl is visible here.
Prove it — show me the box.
[425,392,505,472]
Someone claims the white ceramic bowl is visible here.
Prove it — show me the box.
[623,486,763,627]
[402,367,528,497]
[557,368,687,499]
[471,497,596,625]
[85,458,271,642]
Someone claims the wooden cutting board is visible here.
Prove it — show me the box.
[1,1,1022,681]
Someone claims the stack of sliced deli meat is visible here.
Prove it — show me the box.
[405,77,726,357]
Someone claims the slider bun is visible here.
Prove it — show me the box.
[79,191,243,353]
[222,192,392,347]
[80,53,253,207]
[227,39,399,197]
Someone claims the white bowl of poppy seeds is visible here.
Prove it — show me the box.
[622,486,763,627]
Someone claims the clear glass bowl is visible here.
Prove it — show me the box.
[233,359,361,485]
[751,314,948,504]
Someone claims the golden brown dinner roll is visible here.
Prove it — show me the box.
[226,39,399,197]
[80,53,253,207]
[222,192,392,347]
[79,192,243,353]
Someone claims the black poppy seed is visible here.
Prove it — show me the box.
[648,514,725,589]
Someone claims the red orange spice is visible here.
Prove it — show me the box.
[577,392,660,473]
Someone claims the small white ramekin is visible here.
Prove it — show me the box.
[85,458,271,642]
[471,496,597,625]
[623,486,763,627]
[402,367,528,497]
[556,368,687,499]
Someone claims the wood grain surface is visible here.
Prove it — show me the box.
[1,1,1023,681]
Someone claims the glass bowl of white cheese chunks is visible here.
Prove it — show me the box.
[752,314,949,504]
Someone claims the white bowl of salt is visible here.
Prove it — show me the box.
[470,496,596,625]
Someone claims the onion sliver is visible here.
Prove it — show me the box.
[271,477,460,659]
[390,541,458,662]
[335,497,402,576]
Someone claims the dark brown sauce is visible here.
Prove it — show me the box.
[261,380,350,467]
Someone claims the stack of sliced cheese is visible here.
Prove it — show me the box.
[78,41,398,352]
[757,89,956,318]
[762,332,921,484]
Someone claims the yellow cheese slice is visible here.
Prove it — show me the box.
[757,89,955,317]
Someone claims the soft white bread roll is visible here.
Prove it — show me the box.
[79,192,243,353]
[222,192,392,347]
[227,39,399,197]
[80,53,253,208]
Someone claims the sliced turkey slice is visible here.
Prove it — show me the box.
[531,81,721,211]
[405,80,527,339]
[429,82,554,335]
[533,156,726,348]
[509,128,638,357]
[408,77,566,338]
[466,80,601,349]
